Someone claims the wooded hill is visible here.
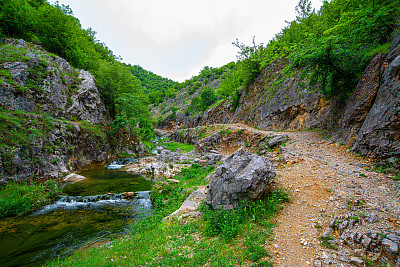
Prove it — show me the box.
[155,0,399,120]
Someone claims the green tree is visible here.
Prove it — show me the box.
[295,0,313,21]
[200,86,218,111]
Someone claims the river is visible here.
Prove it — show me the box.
[0,166,153,267]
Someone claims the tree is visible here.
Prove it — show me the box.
[200,87,218,111]
[295,0,313,21]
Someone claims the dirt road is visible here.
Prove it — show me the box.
[220,124,400,266]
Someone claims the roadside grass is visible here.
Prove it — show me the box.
[46,164,289,267]
[0,180,58,218]
[161,141,194,153]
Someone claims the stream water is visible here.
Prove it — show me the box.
[0,167,153,267]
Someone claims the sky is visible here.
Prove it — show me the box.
[51,0,323,82]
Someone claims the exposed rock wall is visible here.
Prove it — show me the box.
[0,39,110,124]
[333,54,386,145]
[0,39,147,181]
[348,34,400,162]
[160,58,339,131]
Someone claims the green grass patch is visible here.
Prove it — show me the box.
[161,141,194,153]
[0,110,56,147]
[0,180,58,218]
[46,164,288,267]
[319,235,338,250]
[79,121,107,142]
[0,43,30,62]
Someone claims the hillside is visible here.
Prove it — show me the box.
[0,39,148,181]
[153,0,400,170]
[125,64,177,105]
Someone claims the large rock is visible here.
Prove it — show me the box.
[334,53,386,145]
[206,148,275,210]
[156,149,194,163]
[195,132,221,152]
[200,153,224,167]
[268,134,289,148]
[351,33,400,160]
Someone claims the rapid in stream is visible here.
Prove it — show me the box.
[0,166,153,267]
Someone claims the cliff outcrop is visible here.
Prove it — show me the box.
[0,39,147,181]
[334,33,400,166]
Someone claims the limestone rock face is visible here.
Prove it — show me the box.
[351,33,400,161]
[334,53,385,145]
[206,148,275,210]
[66,70,109,124]
[0,39,110,124]
[0,39,144,181]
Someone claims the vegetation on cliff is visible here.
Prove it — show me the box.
[167,0,399,116]
[218,0,399,101]
[0,0,154,140]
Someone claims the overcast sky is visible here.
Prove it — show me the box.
[51,0,323,82]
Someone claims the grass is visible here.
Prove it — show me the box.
[319,235,338,250]
[46,165,289,267]
[0,180,58,218]
[362,256,389,267]
[161,141,194,153]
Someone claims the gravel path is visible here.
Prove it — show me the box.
[219,124,400,266]
[268,131,400,267]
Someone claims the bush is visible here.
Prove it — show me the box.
[199,86,217,111]
[200,203,244,241]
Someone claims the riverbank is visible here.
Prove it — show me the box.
[0,180,58,219]
[46,162,289,267]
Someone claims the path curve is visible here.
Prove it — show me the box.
[222,124,400,266]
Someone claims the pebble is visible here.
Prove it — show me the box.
[322,227,333,238]
[349,257,364,266]
[354,249,365,257]
[361,235,372,249]
[313,259,322,267]
[381,238,399,258]
[386,233,400,243]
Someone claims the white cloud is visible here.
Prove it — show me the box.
[52,0,323,81]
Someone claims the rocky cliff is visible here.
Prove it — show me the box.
[0,39,147,181]
[155,33,400,166]
[334,33,400,167]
